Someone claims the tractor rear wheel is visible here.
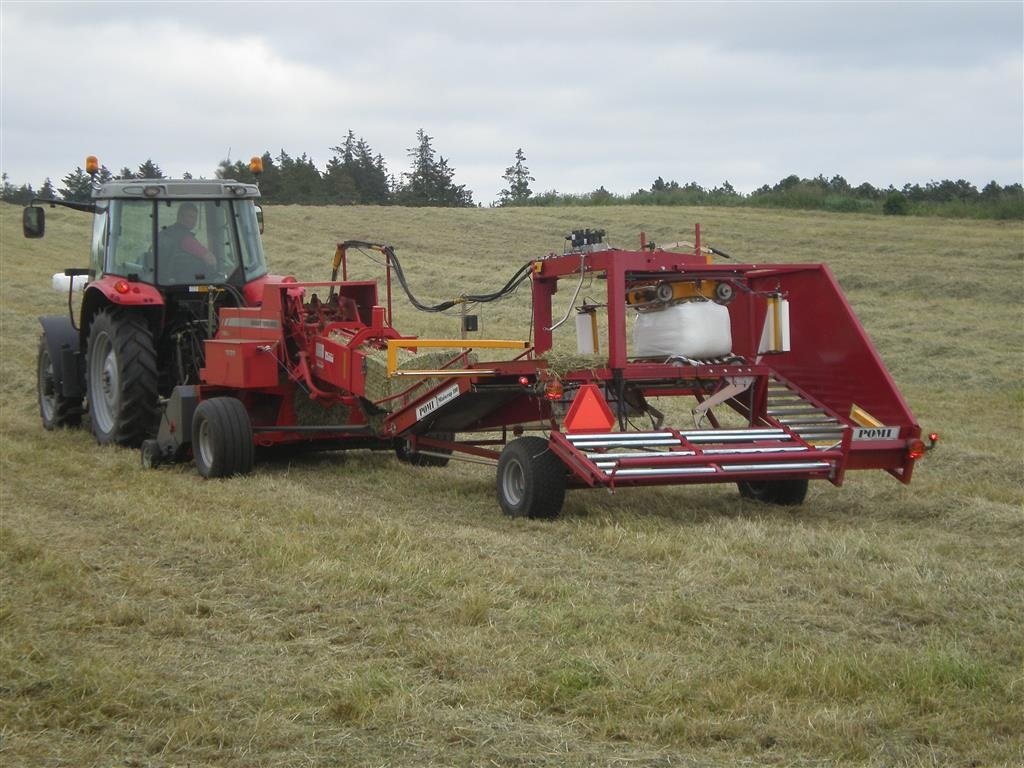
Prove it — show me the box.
[192,397,254,478]
[396,431,454,467]
[86,309,158,446]
[737,478,808,506]
[37,335,83,430]
[496,436,566,519]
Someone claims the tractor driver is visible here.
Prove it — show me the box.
[158,203,217,281]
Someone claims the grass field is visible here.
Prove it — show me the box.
[1,201,1022,767]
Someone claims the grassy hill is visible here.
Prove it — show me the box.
[1,201,1022,766]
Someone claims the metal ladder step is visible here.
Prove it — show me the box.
[775,416,840,425]
[767,405,828,414]
[565,421,838,481]
[729,461,832,473]
[566,428,794,450]
[591,445,811,469]
[793,431,844,441]
[598,459,832,478]
[605,467,718,477]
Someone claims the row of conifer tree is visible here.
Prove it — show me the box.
[2,129,1020,219]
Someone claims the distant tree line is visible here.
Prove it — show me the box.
[520,173,1023,221]
[1,130,474,209]
[3,135,1020,219]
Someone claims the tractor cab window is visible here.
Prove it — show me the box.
[90,203,109,277]
[105,200,154,281]
[156,201,224,285]
[233,200,268,281]
[102,197,266,287]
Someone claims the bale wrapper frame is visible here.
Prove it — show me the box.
[144,226,935,518]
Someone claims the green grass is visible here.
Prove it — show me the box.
[1,202,1022,766]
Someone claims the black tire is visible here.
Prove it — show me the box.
[192,397,254,478]
[37,335,83,430]
[396,431,454,468]
[140,439,162,469]
[737,478,809,506]
[496,436,566,519]
[86,309,159,446]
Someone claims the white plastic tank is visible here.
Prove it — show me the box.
[52,273,89,292]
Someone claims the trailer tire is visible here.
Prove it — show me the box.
[192,397,254,478]
[396,432,453,467]
[86,309,158,446]
[38,335,83,430]
[497,437,566,519]
[737,478,808,506]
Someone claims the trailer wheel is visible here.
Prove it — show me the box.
[496,437,566,519]
[38,335,82,430]
[192,397,254,478]
[86,309,158,446]
[396,431,454,467]
[737,479,808,506]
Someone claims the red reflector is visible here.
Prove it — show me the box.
[114,280,130,294]
[908,439,926,460]
[564,383,616,433]
[518,376,530,386]
[928,432,940,443]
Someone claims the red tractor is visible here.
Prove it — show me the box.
[29,161,936,518]
[27,158,272,447]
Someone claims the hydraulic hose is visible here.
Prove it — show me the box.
[379,245,533,313]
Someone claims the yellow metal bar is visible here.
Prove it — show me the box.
[386,339,529,377]
[390,369,498,377]
[850,404,883,428]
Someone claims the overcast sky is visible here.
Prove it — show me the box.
[2,1,1021,203]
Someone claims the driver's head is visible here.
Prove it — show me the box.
[177,203,199,229]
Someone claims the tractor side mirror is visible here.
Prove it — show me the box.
[255,205,264,234]
[23,206,45,238]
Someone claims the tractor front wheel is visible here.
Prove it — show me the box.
[37,335,83,430]
[737,478,809,506]
[86,309,158,446]
[496,436,566,519]
[192,397,254,478]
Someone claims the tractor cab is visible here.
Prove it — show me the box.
[89,180,267,289]
[28,158,275,447]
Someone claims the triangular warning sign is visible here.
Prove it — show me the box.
[564,383,616,433]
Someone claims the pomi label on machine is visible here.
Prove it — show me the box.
[416,384,461,421]
[852,426,899,441]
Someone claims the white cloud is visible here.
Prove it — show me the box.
[1,1,1021,204]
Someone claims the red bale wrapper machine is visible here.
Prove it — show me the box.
[144,225,935,518]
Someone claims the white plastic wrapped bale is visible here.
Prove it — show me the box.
[631,301,732,360]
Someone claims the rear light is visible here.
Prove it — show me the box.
[544,379,564,400]
[908,439,926,460]
[928,432,940,445]
[114,280,130,294]
[518,376,530,386]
